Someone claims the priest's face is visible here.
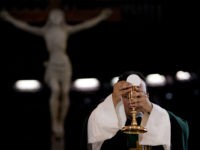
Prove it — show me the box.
[122,85,146,117]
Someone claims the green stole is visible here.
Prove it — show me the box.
[127,134,152,150]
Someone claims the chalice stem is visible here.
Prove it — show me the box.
[131,109,138,126]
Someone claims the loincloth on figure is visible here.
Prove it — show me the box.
[44,61,72,85]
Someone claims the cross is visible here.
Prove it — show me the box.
[4,0,122,23]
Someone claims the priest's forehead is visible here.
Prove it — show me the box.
[118,72,147,93]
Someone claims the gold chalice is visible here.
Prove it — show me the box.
[121,75,147,134]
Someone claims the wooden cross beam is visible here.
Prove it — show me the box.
[6,8,122,23]
[48,0,62,10]
[3,0,122,23]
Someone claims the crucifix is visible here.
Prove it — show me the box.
[0,1,121,150]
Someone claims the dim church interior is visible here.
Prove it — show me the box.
[1,0,199,150]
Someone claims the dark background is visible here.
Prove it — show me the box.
[1,0,199,150]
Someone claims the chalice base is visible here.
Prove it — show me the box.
[121,125,147,134]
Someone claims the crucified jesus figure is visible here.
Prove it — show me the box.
[1,8,112,139]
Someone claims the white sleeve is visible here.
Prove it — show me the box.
[139,103,171,150]
[87,94,127,150]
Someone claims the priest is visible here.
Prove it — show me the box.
[87,71,189,150]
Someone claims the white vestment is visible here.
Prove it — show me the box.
[87,94,171,150]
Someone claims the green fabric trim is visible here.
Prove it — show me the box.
[167,111,189,150]
[127,134,138,148]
